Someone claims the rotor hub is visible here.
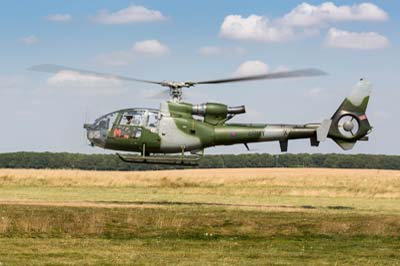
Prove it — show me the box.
[343,120,354,132]
[159,81,195,102]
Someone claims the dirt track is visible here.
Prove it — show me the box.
[0,200,314,211]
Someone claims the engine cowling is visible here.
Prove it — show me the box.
[192,103,245,125]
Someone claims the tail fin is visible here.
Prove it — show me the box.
[328,79,373,150]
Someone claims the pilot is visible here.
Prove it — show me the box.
[126,115,133,125]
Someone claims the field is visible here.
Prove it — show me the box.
[0,168,399,265]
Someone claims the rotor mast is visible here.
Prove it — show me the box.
[170,87,182,102]
[159,81,195,102]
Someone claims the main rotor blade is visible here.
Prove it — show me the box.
[29,64,327,92]
[191,68,327,85]
[28,64,163,85]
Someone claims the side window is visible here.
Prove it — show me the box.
[134,128,142,138]
[132,113,143,125]
[147,111,159,128]
[106,113,118,130]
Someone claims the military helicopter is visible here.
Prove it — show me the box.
[30,64,372,165]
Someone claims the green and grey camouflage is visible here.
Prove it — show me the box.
[84,79,372,162]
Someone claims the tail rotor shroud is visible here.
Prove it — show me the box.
[338,115,360,138]
[327,79,373,150]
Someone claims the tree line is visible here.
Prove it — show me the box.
[0,152,399,170]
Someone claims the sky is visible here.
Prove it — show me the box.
[0,0,398,155]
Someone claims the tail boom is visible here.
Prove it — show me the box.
[213,79,372,152]
[214,123,323,152]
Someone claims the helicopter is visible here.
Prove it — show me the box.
[30,64,372,165]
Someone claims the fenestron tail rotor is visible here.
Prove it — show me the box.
[338,115,360,138]
[29,64,327,102]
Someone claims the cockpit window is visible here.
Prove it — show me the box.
[120,110,144,126]
[94,112,118,131]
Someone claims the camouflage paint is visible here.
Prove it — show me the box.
[85,80,373,154]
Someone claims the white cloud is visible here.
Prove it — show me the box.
[96,51,135,66]
[95,51,135,67]
[47,70,119,86]
[282,2,388,28]
[198,46,223,56]
[198,46,246,56]
[219,3,388,43]
[21,35,39,45]
[220,15,293,42]
[91,5,166,24]
[0,75,27,95]
[96,40,169,66]
[307,87,325,96]
[234,60,269,76]
[15,109,35,117]
[132,40,169,56]
[0,75,24,88]
[325,28,390,50]
[46,70,124,95]
[46,13,72,22]
[274,65,290,72]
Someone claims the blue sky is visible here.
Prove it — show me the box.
[0,1,398,155]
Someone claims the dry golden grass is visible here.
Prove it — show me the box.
[1,204,400,238]
[0,168,399,199]
[1,168,399,266]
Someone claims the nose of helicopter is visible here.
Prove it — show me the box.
[83,123,106,148]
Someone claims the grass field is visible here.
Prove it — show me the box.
[0,168,399,265]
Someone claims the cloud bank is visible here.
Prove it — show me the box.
[21,35,39,45]
[95,39,169,66]
[220,15,294,42]
[132,40,169,56]
[281,2,388,28]
[46,70,124,95]
[46,14,72,22]
[234,60,269,76]
[91,5,166,24]
[220,2,389,46]
[325,28,390,50]
[198,46,246,56]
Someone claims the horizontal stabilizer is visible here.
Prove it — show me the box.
[317,119,332,142]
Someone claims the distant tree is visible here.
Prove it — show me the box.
[0,152,399,171]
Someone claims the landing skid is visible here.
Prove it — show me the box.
[117,153,200,166]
